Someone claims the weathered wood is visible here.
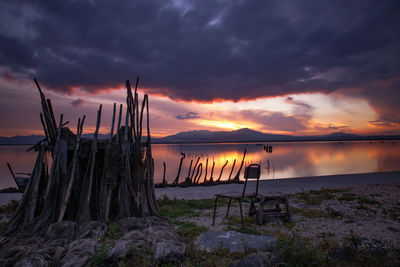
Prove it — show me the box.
[209,160,215,182]
[194,163,203,184]
[172,152,185,185]
[217,160,228,182]
[190,157,200,183]
[6,163,19,190]
[58,117,84,222]
[3,78,160,236]
[233,149,246,182]
[116,104,123,144]
[228,159,236,181]
[203,158,208,183]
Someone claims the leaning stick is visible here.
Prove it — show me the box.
[228,159,236,181]
[58,117,84,222]
[40,113,49,143]
[233,149,246,182]
[217,160,229,182]
[186,159,193,182]
[190,157,200,183]
[44,114,63,202]
[210,161,215,182]
[172,152,185,184]
[203,158,208,183]
[116,104,123,144]
[195,163,203,184]
[110,103,116,138]
[6,163,19,190]
[161,162,167,185]
[85,105,102,209]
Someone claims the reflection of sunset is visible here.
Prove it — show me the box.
[1,141,399,188]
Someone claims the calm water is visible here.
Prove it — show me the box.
[1,141,399,189]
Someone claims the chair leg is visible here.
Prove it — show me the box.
[226,199,232,218]
[284,195,291,222]
[238,200,244,229]
[212,197,218,226]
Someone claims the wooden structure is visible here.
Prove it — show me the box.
[1,78,159,236]
[249,194,291,225]
[212,164,261,229]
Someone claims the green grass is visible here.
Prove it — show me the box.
[0,199,19,214]
[290,206,342,219]
[171,220,208,242]
[292,188,339,206]
[158,196,230,218]
[273,234,330,266]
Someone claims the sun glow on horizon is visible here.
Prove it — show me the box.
[196,119,256,131]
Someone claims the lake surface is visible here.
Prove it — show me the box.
[1,141,399,189]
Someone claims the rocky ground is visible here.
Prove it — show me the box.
[0,182,399,266]
[165,182,400,265]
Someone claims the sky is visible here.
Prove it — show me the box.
[0,0,399,138]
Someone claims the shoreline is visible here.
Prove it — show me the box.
[1,171,399,205]
[0,171,400,206]
[155,170,400,200]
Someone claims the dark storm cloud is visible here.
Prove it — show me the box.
[0,0,399,119]
[240,110,307,132]
[71,98,85,108]
[176,112,200,120]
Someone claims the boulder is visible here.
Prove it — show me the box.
[45,221,77,242]
[75,221,107,240]
[197,231,277,252]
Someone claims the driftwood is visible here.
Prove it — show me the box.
[1,78,159,236]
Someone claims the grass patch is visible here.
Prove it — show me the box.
[273,234,330,266]
[357,196,381,206]
[0,199,19,214]
[171,220,208,242]
[292,188,338,206]
[158,196,230,218]
[222,215,262,235]
[290,206,342,219]
[338,192,358,202]
[106,220,122,240]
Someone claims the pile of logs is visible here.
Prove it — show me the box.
[1,78,159,236]
[156,149,247,188]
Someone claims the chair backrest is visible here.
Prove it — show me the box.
[242,164,261,198]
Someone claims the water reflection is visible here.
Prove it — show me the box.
[0,141,399,188]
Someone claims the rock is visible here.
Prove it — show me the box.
[59,238,99,267]
[14,254,48,267]
[106,230,148,260]
[107,225,186,264]
[75,221,106,240]
[147,226,186,263]
[197,231,277,253]
[45,221,77,242]
[118,216,169,234]
[152,240,186,264]
[230,255,267,267]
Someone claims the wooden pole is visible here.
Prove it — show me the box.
[217,160,228,182]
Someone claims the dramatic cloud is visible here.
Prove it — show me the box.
[70,98,85,108]
[175,111,200,120]
[0,0,399,135]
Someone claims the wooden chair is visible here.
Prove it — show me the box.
[249,192,291,225]
[212,164,261,229]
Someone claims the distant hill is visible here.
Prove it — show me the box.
[1,129,399,145]
[153,128,400,143]
[0,135,44,145]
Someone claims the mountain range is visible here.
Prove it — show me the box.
[0,128,399,145]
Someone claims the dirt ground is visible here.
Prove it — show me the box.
[180,182,400,252]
